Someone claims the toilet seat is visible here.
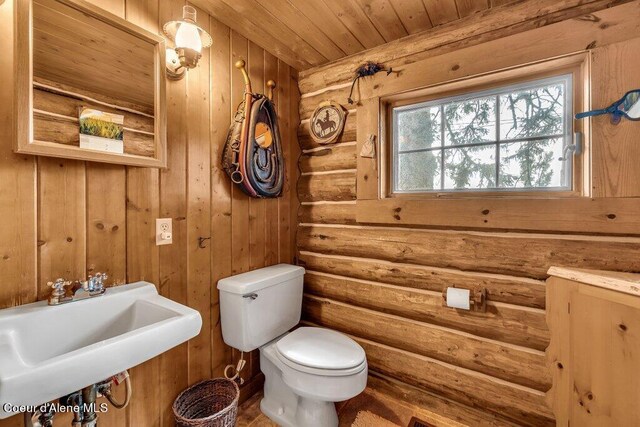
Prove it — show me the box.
[275,351,367,377]
[275,327,366,377]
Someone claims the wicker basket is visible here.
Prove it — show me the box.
[173,379,240,427]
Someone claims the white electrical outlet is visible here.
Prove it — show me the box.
[156,218,173,246]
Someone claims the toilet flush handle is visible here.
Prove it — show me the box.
[243,293,258,300]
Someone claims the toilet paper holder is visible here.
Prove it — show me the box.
[441,286,487,312]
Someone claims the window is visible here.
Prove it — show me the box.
[391,74,573,193]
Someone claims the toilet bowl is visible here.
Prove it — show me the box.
[217,264,368,427]
[260,327,368,427]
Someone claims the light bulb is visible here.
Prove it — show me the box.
[175,22,202,53]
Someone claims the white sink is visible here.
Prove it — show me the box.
[0,282,202,419]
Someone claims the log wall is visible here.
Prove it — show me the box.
[296,1,640,425]
[0,0,299,425]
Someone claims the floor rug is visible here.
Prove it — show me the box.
[352,410,400,427]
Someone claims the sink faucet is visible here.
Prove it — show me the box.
[47,272,108,306]
[47,279,72,305]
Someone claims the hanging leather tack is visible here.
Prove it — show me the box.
[347,61,393,104]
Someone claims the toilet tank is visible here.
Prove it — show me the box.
[217,264,305,352]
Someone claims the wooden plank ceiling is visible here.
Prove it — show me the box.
[190,0,512,70]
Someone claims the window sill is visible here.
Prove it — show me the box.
[355,197,640,234]
[388,189,580,199]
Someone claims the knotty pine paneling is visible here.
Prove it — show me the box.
[294,2,640,425]
[124,0,162,425]
[208,15,233,381]
[0,0,299,425]
[190,0,496,69]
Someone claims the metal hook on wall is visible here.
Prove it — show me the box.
[197,237,211,249]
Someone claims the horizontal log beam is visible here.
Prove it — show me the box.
[355,336,554,426]
[299,143,356,173]
[297,171,356,202]
[304,295,550,390]
[297,251,545,308]
[300,85,352,119]
[367,373,520,427]
[304,271,548,350]
[356,197,640,235]
[33,113,154,157]
[34,87,154,133]
[299,203,357,225]
[33,77,154,116]
[356,4,640,102]
[297,224,640,280]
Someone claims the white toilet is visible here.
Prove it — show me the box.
[217,264,368,427]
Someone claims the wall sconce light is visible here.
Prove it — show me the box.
[163,5,212,80]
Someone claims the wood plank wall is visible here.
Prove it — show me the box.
[295,1,640,426]
[0,0,299,425]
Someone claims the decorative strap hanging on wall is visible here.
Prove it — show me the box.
[222,60,284,198]
[347,61,393,105]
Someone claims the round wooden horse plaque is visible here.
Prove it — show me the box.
[309,101,346,144]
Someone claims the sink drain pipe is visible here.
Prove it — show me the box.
[80,385,98,427]
[26,371,131,427]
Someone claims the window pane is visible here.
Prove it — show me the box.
[499,82,565,140]
[443,145,496,190]
[499,138,567,188]
[395,106,441,152]
[392,74,572,194]
[444,96,497,146]
[396,151,441,191]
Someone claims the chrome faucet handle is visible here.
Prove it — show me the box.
[90,272,108,292]
[47,279,71,297]
[86,274,94,292]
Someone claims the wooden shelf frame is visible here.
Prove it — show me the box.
[14,0,167,167]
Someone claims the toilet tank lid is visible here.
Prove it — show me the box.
[217,264,305,294]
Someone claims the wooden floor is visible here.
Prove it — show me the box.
[237,387,466,427]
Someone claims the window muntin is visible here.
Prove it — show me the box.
[392,74,573,193]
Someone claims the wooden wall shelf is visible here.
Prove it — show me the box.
[14,0,167,167]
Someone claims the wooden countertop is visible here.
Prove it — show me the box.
[548,267,640,297]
